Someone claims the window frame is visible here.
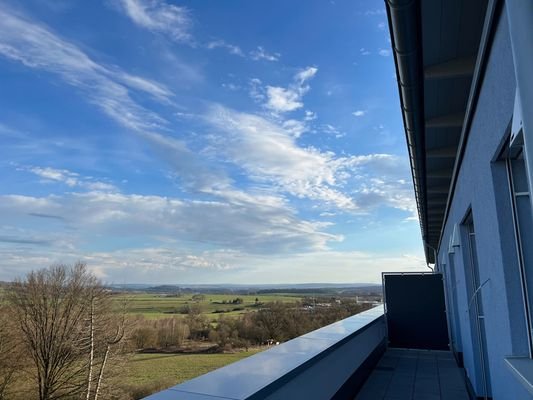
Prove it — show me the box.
[505,131,533,356]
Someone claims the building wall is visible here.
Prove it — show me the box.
[438,6,531,399]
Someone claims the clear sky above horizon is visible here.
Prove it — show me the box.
[0,0,427,284]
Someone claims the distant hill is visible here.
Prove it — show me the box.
[107,282,382,296]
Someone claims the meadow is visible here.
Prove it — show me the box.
[117,350,263,399]
[115,292,304,320]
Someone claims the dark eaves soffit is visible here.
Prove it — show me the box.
[386,0,487,264]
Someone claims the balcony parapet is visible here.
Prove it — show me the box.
[144,305,386,400]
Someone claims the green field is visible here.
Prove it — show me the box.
[118,350,263,398]
[115,292,303,320]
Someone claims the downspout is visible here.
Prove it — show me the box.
[424,242,438,272]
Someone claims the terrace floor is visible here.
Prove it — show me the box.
[355,348,470,400]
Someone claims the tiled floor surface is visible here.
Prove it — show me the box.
[354,348,470,400]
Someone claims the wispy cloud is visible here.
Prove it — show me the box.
[27,166,117,191]
[221,82,240,91]
[249,46,280,62]
[29,166,79,187]
[263,66,318,113]
[378,48,391,57]
[360,48,371,56]
[0,7,226,193]
[115,0,193,44]
[0,6,172,130]
[137,130,230,191]
[248,78,265,102]
[353,110,366,117]
[207,40,244,57]
[0,122,26,138]
[321,124,345,138]
[343,154,417,217]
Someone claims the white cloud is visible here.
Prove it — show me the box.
[29,166,79,187]
[0,244,425,284]
[110,70,174,102]
[353,110,366,117]
[248,78,265,102]
[249,46,280,61]
[204,105,416,216]
[221,82,240,91]
[238,250,427,284]
[304,110,317,121]
[207,40,244,57]
[377,21,386,30]
[360,48,371,56]
[265,86,303,113]
[295,67,318,83]
[0,191,339,255]
[27,166,117,192]
[342,154,417,217]
[206,105,356,209]
[264,66,318,113]
[282,119,308,138]
[321,124,345,138]
[116,0,193,43]
[378,48,391,57]
[0,244,244,282]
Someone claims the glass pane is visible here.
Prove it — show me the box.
[511,154,529,193]
[516,194,533,314]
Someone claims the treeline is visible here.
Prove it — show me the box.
[130,300,371,352]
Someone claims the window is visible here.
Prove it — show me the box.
[507,136,533,353]
[446,252,462,353]
[462,212,492,397]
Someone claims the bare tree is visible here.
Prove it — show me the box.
[6,263,127,400]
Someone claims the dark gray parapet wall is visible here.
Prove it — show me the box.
[144,305,385,400]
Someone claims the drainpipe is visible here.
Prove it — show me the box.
[424,242,438,272]
[506,0,533,208]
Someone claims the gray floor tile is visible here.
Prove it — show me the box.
[354,349,469,400]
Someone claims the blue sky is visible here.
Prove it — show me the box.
[0,0,426,284]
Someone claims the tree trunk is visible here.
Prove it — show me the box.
[86,297,95,400]
[93,344,110,400]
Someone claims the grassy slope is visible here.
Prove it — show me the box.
[118,350,263,398]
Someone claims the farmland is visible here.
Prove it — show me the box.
[115,292,305,320]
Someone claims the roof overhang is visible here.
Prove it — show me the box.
[386,0,488,263]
